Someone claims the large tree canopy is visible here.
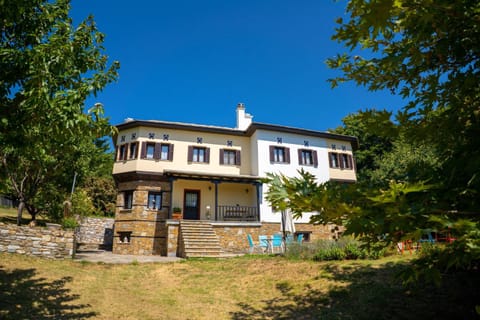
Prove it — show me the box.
[265,0,479,283]
[0,0,119,224]
[327,0,480,210]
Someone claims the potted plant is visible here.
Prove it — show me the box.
[172,207,183,220]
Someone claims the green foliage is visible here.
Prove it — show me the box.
[285,237,386,261]
[71,189,96,217]
[0,0,119,224]
[328,0,480,210]
[332,109,398,182]
[61,216,79,229]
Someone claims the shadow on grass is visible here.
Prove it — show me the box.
[230,261,479,320]
[0,266,97,319]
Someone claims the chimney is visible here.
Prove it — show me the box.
[236,102,252,130]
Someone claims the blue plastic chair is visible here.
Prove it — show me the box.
[247,234,263,254]
[418,232,435,244]
[272,234,283,253]
[285,234,294,244]
[259,235,269,251]
[297,233,304,244]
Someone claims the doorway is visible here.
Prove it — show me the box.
[183,190,200,220]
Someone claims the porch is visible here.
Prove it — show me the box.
[164,170,262,223]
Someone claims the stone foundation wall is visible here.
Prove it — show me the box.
[76,216,114,249]
[113,180,171,255]
[0,222,74,259]
[213,222,339,253]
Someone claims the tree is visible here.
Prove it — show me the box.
[332,109,398,183]
[0,0,119,224]
[327,0,480,210]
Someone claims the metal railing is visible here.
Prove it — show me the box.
[217,205,259,222]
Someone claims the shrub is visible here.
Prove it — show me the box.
[285,236,386,262]
[61,217,79,229]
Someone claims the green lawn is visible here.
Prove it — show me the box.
[0,253,478,319]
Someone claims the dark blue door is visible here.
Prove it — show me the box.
[184,190,200,220]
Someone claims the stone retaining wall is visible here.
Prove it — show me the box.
[0,222,74,259]
[76,216,114,249]
[213,222,339,253]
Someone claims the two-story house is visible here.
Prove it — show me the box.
[112,104,357,256]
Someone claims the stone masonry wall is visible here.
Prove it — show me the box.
[213,222,338,253]
[75,216,114,249]
[0,222,74,259]
[113,180,170,255]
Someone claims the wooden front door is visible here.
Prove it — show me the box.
[184,190,200,220]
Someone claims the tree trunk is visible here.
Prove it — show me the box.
[17,200,25,226]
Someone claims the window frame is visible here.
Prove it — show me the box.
[147,191,162,210]
[298,149,318,167]
[129,142,139,160]
[269,146,290,164]
[329,152,354,170]
[188,146,210,163]
[123,190,133,209]
[117,144,127,161]
[140,142,174,161]
[219,149,241,166]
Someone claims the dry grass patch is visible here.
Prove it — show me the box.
[0,253,478,319]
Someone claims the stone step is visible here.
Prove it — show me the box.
[178,220,222,258]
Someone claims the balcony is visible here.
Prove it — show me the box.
[217,205,259,222]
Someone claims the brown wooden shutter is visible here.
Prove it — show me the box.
[328,152,333,168]
[115,146,119,161]
[168,144,174,161]
[339,154,345,169]
[298,149,303,165]
[140,142,147,159]
[204,147,210,163]
[284,147,290,164]
[154,143,161,159]
[187,146,193,162]
[235,150,241,166]
[269,146,275,162]
[348,154,353,170]
[219,149,224,165]
[313,150,318,167]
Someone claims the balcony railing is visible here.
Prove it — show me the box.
[217,205,259,222]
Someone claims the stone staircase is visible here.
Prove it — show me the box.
[178,220,223,258]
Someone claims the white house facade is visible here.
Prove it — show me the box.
[112,104,357,256]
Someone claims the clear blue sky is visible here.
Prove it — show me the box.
[70,0,405,131]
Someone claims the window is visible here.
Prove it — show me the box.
[160,144,170,160]
[117,144,127,161]
[147,192,162,210]
[329,152,354,170]
[220,149,241,165]
[188,146,210,163]
[298,149,318,167]
[140,142,174,161]
[269,146,290,163]
[129,142,139,159]
[123,191,133,209]
[340,153,353,169]
[146,143,155,159]
[329,152,340,168]
[118,231,132,243]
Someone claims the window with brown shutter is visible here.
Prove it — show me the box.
[270,146,289,163]
[118,144,127,161]
[298,149,315,166]
[329,152,340,168]
[220,149,240,166]
[129,142,139,159]
[159,143,173,161]
[189,146,209,163]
